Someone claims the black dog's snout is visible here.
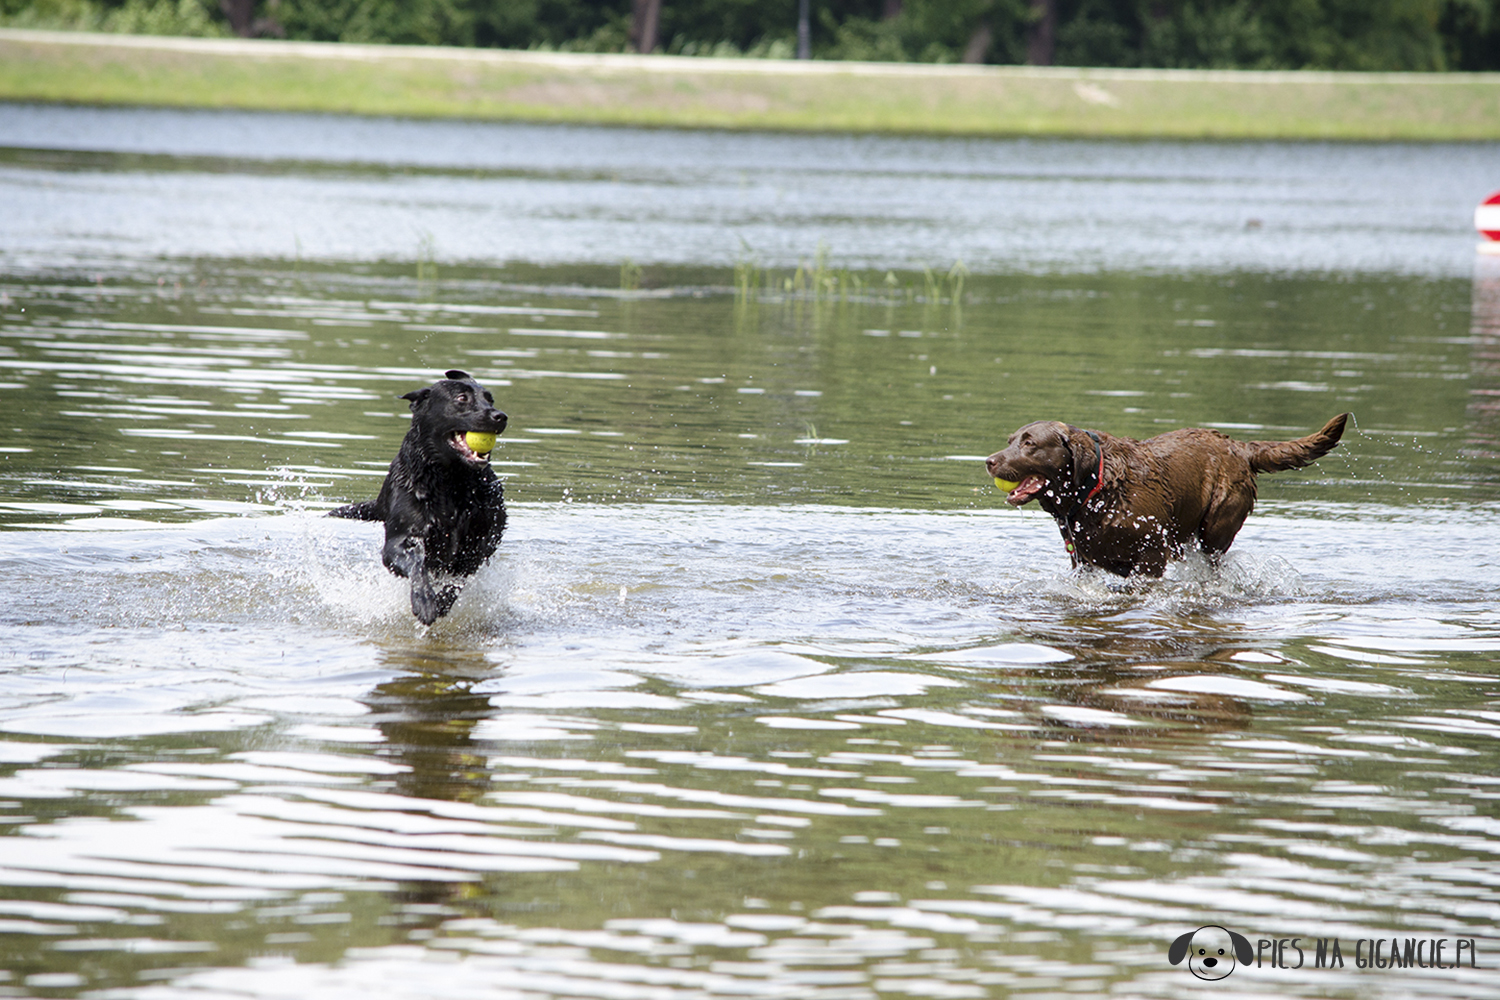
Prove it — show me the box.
[488,409,508,433]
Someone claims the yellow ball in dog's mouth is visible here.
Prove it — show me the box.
[465,432,496,456]
[993,477,1019,492]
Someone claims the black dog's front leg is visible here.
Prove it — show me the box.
[383,531,444,625]
[410,576,449,626]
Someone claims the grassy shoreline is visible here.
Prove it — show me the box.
[4,27,1500,140]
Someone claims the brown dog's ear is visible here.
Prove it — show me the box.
[1062,424,1093,488]
[401,388,431,411]
[1064,424,1115,494]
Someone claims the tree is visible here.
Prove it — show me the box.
[962,20,993,60]
[219,0,282,36]
[629,0,661,51]
[1026,0,1056,63]
[6,0,1497,70]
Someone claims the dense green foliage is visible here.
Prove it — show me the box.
[4,0,1499,70]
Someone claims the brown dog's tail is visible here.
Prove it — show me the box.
[1241,413,1350,473]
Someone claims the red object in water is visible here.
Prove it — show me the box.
[1477,191,1500,241]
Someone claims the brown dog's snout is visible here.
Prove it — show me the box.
[984,452,1005,477]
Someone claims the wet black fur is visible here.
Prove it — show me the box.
[330,370,508,624]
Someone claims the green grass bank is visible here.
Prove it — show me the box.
[4,27,1500,140]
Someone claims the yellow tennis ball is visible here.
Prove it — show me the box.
[994,477,1019,492]
[466,432,496,455]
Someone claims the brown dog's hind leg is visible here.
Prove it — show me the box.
[1197,488,1256,563]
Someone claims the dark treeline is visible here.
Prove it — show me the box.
[5,0,1500,70]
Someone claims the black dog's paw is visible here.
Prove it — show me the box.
[411,580,463,626]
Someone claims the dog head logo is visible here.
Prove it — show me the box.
[1168,925,1253,981]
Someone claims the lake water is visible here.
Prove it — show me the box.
[2,103,1500,999]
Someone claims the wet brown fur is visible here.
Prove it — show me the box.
[984,413,1349,576]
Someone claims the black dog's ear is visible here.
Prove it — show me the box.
[1167,930,1195,966]
[444,369,472,381]
[401,387,431,411]
[1229,930,1253,965]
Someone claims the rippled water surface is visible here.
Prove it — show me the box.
[2,103,1500,998]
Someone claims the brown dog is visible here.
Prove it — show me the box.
[984,414,1349,576]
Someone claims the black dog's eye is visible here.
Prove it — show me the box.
[455,393,469,403]
[484,392,494,404]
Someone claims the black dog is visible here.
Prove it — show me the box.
[331,370,508,624]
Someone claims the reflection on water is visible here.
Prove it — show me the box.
[1,504,1499,998]
[0,260,1489,518]
[0,259,1497,998]
[1470,254,1500,469]
[1,102,1495,276]
[2,104,1499,999]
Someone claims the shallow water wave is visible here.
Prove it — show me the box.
[3,502,1496,697]
[2,104,1495,277]
[3,112,1499,997]
[2,565,1498,999]
[1,260,1490,517]
[1,503,1497,1000]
